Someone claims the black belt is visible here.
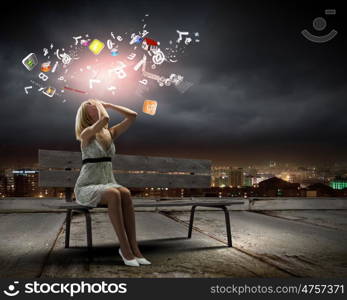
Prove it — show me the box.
[82,157,112,165]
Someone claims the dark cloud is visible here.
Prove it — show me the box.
[1,0,346,168]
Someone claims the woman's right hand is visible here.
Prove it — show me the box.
[92,99,107,108]
[99,100,110,108]
[94,100,110,119]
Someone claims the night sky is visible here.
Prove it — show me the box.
[1,0,346,168]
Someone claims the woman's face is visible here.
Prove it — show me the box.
[86,102,99,123]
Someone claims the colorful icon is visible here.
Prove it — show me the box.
[42,86,56,97]
[22,53,38,71]
[111,48,119,56]
[134,36,143,43]
[130,34,143,45]
[88,39,105,55]
[41,61,51,72]
[142,37,158,50]
[143,100,157,115]
[81,39,90,46]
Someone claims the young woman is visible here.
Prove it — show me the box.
[74,99,150,267]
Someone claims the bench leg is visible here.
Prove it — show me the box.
[65,209,72,248]
[222,206,232,247]
[84,210,93,260]
[187,204,233,247]
[188,205,197,238]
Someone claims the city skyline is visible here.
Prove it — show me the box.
[1,0,346,168]
[2,163,347,198]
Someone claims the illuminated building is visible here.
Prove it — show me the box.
[329,178,347,190]
[212,166,231,187]
[269,161,277,168]
[212,166,244,187]
[0,169,6,197]
[243,175,253,187]
[229,168,244,187]
[246,168,257,177]
[12,169,39,197]
[252,173,274,185]
[4,169,15,196]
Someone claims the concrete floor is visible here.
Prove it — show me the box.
[0,213,65,277]
[0,210,346,278]
[167,210,347,277]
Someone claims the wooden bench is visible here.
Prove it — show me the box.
[39,149,244,258]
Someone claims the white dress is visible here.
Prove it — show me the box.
[74,138,124,207]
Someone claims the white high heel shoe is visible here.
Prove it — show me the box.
[118,248,140,267]
[134,255,151,265]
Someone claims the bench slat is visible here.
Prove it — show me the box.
[39,170,211,188]
[39,149,211,173]
[41,199,245,209]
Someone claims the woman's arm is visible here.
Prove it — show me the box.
[101,102,138,140]
[101,101,138,117]
[95,100,110,119]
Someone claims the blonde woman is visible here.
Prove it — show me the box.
[74,99,150,267]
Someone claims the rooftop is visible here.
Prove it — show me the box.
[0,197,346,278]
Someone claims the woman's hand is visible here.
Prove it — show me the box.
[89,99,106,106]
[99,100,110,108]
[94,100,110,119]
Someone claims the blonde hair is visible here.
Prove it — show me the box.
[75,99,107,141]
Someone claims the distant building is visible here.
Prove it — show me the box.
[246,168,258,177]
[229,168,244,187]
[258,177,300,197]
[212,166,246,188]
[212,166,231,187]
[4,169,15,196]
[307,183,336,197]
[300,178,325,188]
[0,169,6,197]
[12,169,39,197]
[216,171,229,187]
[329,177,347,190]
[243,175,253,187]
[252,173,274,185]
[269,161,277,168]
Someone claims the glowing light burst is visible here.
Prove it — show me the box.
[21,14,201,104]
[65,54,141,99]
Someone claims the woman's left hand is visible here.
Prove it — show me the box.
[99,101,110,108]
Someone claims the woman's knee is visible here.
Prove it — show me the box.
[101,188,121,203]
[118,187,132,204]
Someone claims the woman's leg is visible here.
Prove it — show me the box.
[116,187,144,258]
[99,188,135,260]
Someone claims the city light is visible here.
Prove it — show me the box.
[1,163,347,199]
